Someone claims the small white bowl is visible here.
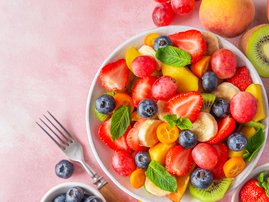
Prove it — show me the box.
[85,25,269,202]
[231,163,269,202]
[41,182,106,202]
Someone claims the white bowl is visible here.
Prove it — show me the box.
[41,182,106,202]
[231,163,269,202]
[85,25,269,202]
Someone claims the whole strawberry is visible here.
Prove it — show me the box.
[240,172,269,202]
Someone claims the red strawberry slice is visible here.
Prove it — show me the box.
[126,120,147,151]
[211,143,228,179]
[165,145,194,176]
[132,76,157,107]
[207,116,236,144]
[226,66,253,91]
[100,59,130,91]
[166,91,203,122]
[98,119,131,153]
[169,30,206,63]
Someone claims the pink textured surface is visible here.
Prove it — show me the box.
[0,0,268,201]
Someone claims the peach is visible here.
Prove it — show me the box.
[199,0,255,38]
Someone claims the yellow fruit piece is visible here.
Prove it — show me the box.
[228,149,245,158]
[149,142,175,165]
[190,56,211,78]
[240,126,256,140]
[245,84,266,121]
[162,64,199,92]
[144,177,171,196]
[223,157,246,178]
[130,168,146,189]
[157,122,180,144]
[144,33,160,47]
[166,165,195,202]
[125,47,141,71]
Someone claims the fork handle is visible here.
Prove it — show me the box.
[99,183,124,202]
[79,161,125,202]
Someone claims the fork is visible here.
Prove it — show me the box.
[36,111,123,202]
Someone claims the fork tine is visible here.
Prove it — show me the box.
[39,118,69,146]
[43,114,72,143]
[47,111,76,141]
[36,122,65,150]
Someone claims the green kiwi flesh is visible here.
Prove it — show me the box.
[189,178,233,202]
[246,25,269,77]
[201,93,216,112]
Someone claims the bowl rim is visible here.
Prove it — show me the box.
[85,25,269,202]
[40,181,106,202]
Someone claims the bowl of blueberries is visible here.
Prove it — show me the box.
[41,182,106,202]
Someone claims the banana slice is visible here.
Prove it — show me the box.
[138,119,162,147]
[190,112,218,142]
[213,82,240,101]
[157,100,169,121]
[203,32,220,55]
[138,45,162,70]
[145,177,171,197]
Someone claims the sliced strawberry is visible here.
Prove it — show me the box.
[169,30,206,63]
[132,76,157,106]
[207,116,236,144]
[100,59,130,91]
[126,120,147,151]
[166,91,203,122]
[98,119,131,152]
[211,143,228,179]
[226,66,253,91]
[165,145,194,176]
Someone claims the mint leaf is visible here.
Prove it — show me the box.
[155,46,191,67]
[164,114,192,130]
[243,128,265,161]
[178,118,192,130]
[164,114,178,127]
[145,161,177,192]
[110,106,130,141]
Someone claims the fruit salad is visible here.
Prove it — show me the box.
[94,29,267,202]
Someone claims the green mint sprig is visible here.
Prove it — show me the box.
[164,114,192,130]
[110,106,130,141]
[145,161,177,192]
[155,46,191,67]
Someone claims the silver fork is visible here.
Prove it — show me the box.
[36,111,121,202]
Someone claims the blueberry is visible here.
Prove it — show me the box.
[191,168,213,189]
[66,186,84,202]
[95,94,116,114]
[178,130,197,149]
[82,195,103,202]
[202,72,218,92]
[55,160,74,179]
[53,193,66,202]
[153,36,172,51]
[137,99,158,118]
[227,132,248,151]
[135,151,151,169]
[210,98,230,118]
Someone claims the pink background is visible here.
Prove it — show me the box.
[0,0,268,201]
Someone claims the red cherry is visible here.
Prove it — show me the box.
[152,3,175,27]
[171,0,195,15]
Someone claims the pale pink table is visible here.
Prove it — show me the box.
[0,0,268,201]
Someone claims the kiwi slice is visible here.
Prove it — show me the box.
[246,25,269,77]
[189,178,233,202]
[201,93,216,112]
[243,121,265,130]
